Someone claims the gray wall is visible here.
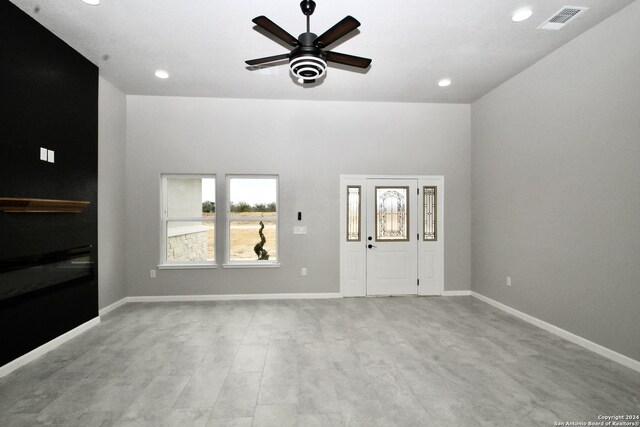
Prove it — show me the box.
[126,97,470,296]
[98,76,127,309]
[471,1,640,361]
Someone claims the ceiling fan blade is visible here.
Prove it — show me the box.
[252,16,299,47]
[314,16,361,48]
[245,54,290,66]
[325,51,371,68]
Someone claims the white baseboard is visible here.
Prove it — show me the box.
[0,317,100,379]
[99,297,128,316]
[442,290,472,296]
[471,291,640,373]
[127,292,343,303]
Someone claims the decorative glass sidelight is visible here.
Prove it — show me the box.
[346,186,361,241]
[423,186,437,241]
[375,186,409,241]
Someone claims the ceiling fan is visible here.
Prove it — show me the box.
[245,0,372,84]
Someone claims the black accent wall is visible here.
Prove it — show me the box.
[0,1,98,366]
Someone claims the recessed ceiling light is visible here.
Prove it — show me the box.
[512,8,533,22]
[438,78,452,87]
[155,70,170,79]
[82,0,100,5]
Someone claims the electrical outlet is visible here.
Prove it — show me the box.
[150,269,156,278]
[506,276,511,287]
[301,268,307,276]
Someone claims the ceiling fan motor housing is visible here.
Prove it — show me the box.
[289,32,326,81]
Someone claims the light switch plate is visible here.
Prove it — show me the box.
[40,147,48,161]
[293,226,307,234]
[47,150,55,163]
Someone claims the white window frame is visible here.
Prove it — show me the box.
[159,173,217,269]
[224,174,280,268]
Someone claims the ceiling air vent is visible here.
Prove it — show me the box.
[538,6,588,30]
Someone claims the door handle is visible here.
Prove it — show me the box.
[367,244,377,249]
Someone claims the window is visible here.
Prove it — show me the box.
[423,186,437,241]
[346,186,361,241]
[160,175,216,267]
[226,176,278,265]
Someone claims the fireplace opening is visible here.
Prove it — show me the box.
[0,246,94,302]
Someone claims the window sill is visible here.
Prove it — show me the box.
[222,263,281,269]
[157,263,218,270]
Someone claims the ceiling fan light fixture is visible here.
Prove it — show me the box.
[289,55,327,81]
[512,8,533,22]
[438,78,452,87]
[81,0,101,5]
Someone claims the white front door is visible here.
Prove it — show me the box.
[365,179,418,295]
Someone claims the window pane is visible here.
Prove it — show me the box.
[228,176,278,264]
[229,178,277,216]
[375,186,409,241]
[347,186,361,241]
[166,221,215,262]
[167,176,215,218]
[423,186,437,241]
[229,220,277,261]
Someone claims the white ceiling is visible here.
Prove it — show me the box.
[10,0,636,103]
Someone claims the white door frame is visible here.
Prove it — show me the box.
[339,174,444,297]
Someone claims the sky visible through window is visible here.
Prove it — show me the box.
[201,178,216,202]
[201,178,276,205]
[229,178,277,205]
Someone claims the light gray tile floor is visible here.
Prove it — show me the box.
[0,297,638,426]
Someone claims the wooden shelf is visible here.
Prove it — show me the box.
[0,197,90,213]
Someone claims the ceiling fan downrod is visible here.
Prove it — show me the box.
[300,0,316,32]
